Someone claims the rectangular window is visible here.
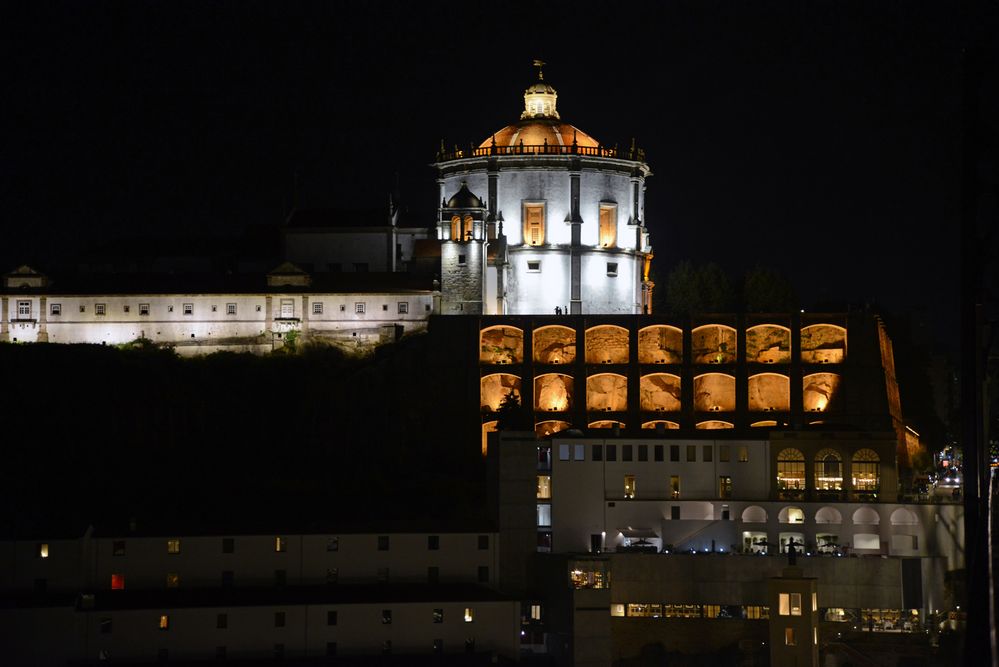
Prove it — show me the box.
[378,535,389,550]
[279,299,294,318]
[458,254,467,265]
[478,565,489,583]
[183,303,193,316]
[226,303,237,315]
[381,609,392,624]
[624,475,636,499]
[478,535,489,550]
[703,445,713,462]
[598,204,617,247]
[275,536,287,552]
[211,305,217,312]
[537,475,551,499]
[433,608,444,623]
[139,303,149,316]
[670,475,681,499]
[670,505,680,520]
[654,445,664,462]
[670,445,680,462]
[523,202,545,246]
[611,604,626,617]
[217,613,227,629]
[113,540,126,556]
[355,302,366,314]
[720,445,730,462]
[464,607,475,623]
[327,568,338,583]
[531,604,542,620]
[719,476,732,499]
[274,611,286,627]
[526,260,541,272]
[434,639,444,653]
[574,444,585,461]
[327,610,337,626]
[428,535,440,550]
[784,627,796,646]
[159,614,170,631]
[166,573,179,588]
[622,445,633,462]
[606,262,618,276]
[738,446,749,462]
[50,303,61,316]
[326,536,338,552]
[398,302,409,314]
[38,543,49,558]
[222,538,234,553]
[606,444,617,461]
[558,444,570,461]
[17,301,31,318]
[687,445,697,462]
[111,574,125,590]
[592,444,603,461]
[638,445,648,461]
[80,305,87,313]
[100,618,112,634]
[313,302,323,314]
[166,539,180,554]
[537,503,551,527]
[95,303,106,316]
[123,305,130,313]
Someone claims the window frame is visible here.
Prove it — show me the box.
[522,201,546,246]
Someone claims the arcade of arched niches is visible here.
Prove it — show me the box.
[474,312,896,456]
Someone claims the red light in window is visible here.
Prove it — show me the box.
[111,574,125,590]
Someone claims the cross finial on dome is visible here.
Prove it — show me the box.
[533,59,545,80]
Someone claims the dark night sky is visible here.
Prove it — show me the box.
[2,1,987,352]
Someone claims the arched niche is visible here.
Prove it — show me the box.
[638,325,682,364]
[800,324,847,364]
[778,506,805,524]
[684,501,714,521]
[814,448,843,491]
[693,373,735,412]
[741,505,768,523]
[751,420,778,428]
[481,420,498,457]
[535,420,571,439]
[585,325,629,364]
[696,420,734,430]
[851,449,880,492]
[692,324,737,364]
[479,325,524,364]
[748,373,790,412]
[586,373,628,412]
[480,373,521,413]
[589,420,625,429]
[803,372,840,412]
[746,324,791,364]
[642,420,680,430]
[890,508,919,526]
[852,506,880,526]
[815,506,843,525]
[533,325,576,364]
[776,448,805,495]
[534,373,573,412]
[639,373,682,412]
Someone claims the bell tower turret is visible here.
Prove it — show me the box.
[439,182,488,314]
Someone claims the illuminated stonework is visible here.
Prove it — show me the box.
[747,373,790,412]
[696,420,734,430]
[801,324,847,364]
[535,420,571,438]
[585,325,629,364]
[533,325,576,364]
[481,420,498,457]
[746,324,791,364]
[480,373,521,412]
[692,325,737,364]
[534,373,573,412]
[639,373,681,412]
[589,420,625,429]
[641,420,680,430]
[479,325,524,364]
[693,373,735,412]
[803,372,840,412]
[586,373,628,412]
[638,325,682,364]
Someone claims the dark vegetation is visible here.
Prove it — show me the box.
[1,335,486,537]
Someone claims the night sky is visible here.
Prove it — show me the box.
[3,1,987,352]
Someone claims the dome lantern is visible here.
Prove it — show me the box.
[521,59,559,120]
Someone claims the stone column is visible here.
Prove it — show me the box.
[37,296,48,342]
[265,296,273,333]
[568,160,584,315]
[300,295,310,338]
[1,297,8,341]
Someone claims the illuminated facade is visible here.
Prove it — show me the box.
[435,66,653,316]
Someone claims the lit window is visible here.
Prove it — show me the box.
[50,303,61,316]
[610,604,625,617]
[779,592,802,616]
[279,299,294,317]
[531,604,542,620]
[159,614,170,631]
[275,536,287,552]
[35,542,49,558]
[111,574,125,590]
[784,627,795,646]
[527,260,541,272]
[398,302,408,314]
[598,204,617,247]
[226,303,237,315]
[139,304,149,316]
[183,303,193,315]
[523,202,545,246]
[537,475,552,499]
[719,476,732,499]
[313,302,323,314]
[537,503,551,526]
[17,300,31,318]
[433,608,444,623]
[167,539,180,554]
[166,573,179,588]
[670,475,681,499]
[355,302,366,314]
[738,446,749,462]
[624,475,636,499]
[464,607,474,623]
[813,592,818,612]
[450,215,461,240]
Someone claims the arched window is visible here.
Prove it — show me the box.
[691,324,737,364]
[741,506,768,523]
[776,448,805,499]
[696,420,734,430]
[533,325,576,364]
[589,420,625,429]
[638,325,683,364]
[479,325,524,364]
[746,324,791,364]
[693,373,735,412]
[585,325,629,364]
[748,373,790,412]
[852,506,880,526]
[463,215,474,240]
[534,374,573,412]
[814,506,843,525]
[852,449,880,496]
[800,324,847,363]
[640,373,681,412]
[803,373,840,412]
[814,448,843,493]
[641,420,680,430]
[450,215,461,241]
[535,420,571,439]
[586,373,628,412]
[778,506,805,524]
[890,508,919,526]
[479,374,521,413]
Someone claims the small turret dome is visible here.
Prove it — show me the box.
[446,182,484,209]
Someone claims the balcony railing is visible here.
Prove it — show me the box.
[436,142,646,163]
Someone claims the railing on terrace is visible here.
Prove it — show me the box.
[436,142,646,162]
